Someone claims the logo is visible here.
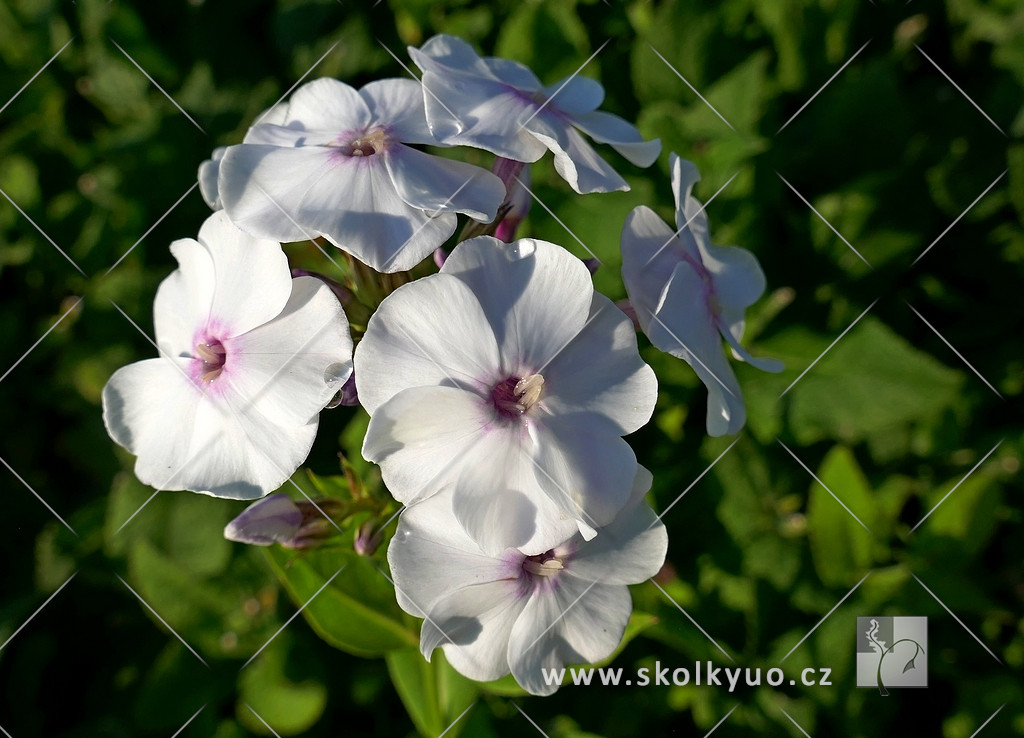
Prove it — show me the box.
[856,616,928,695]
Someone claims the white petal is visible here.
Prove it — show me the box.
[670,153,711,251]
[153,238,215,358]
[218,144,330,243]
[540,294,657,435]
[718,308,783,372]
[305,151,458,273]
[193,380,319,498]
[566,467,668,585]
[354,274,500,414]
[362,385,493,505]
[543,75,604,115]
[449,428,580,555]
[414,34,495,77]
[720,329,785,373]
[524,111,629,194]
[620,205,682,335]
[573,110,661,168]
[441,236,594,371]
[103,358,315,499]
[219,144,455,272]
[196,211,293,336]
[388,489,518,615]
[359,78,435,145]
[384,146,504,223]
[532,416,639,533]
[484,56,542,91]
[199,147,226,210]
[222,276,353,427]
[700,242,767,310]
[422,75,544,160]
[103,357,202,490]
[248,102,290,130]
[284,78,372,133]
[421,581,525,683]
[241,122,338,148]
[409,42,546,161]
[651,262,746,436]
[508,579,631,695]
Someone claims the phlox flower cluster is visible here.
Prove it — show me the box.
[101,35,779,696]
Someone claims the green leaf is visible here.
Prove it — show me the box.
[132,643,219,732]
[239,633,327,736]
[386,648,478,738]
[305,469,352,499]
[923,467,1000,554]
[129,539,235,631]
[264,547,417,657]
[495,0,589,80]
[782,317,965,445]
[165,494,232,577]
[912,456,1002,565]
[806,446,876,587]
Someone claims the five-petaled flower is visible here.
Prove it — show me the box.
[620,154,782,436]
[388,466,667,695]
[213,77,506,273]
[410,35,661,194]
[102,211,354,498]
[355,235,657,554]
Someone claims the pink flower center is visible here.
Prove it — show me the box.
[522,549,565,578]
[490,373,545,418]
[333,127,390,157]
[195,339,227,383]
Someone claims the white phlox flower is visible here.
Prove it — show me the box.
[102,211,354,499]
[355,235,657,554]
[213,77,506,273]
[388,465,668,695]
[621,154,783,436]
[409,34,661,194]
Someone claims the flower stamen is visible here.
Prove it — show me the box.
[334,128,390,157]
[490,373,545,418]
[523,550,564,578]
[195,339,227,382]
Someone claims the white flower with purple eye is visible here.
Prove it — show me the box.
[102,211,354,499]
[621,154,782,436]
[355,236,657,554]
[214,77,506,273]
[409,35,661,194]
[388,466,668,696]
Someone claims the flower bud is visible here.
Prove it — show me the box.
[337,373,360,407]
[353,520,384,557]
[224,493,346,549]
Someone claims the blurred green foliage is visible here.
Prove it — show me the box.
[1,0,1022,736]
